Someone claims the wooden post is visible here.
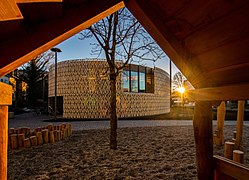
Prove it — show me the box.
[49,131,55,143]
[36,132,43,145]
[47,124,53,131]
[10,134,18,149]
[193,101,214,180]
[233,150,244,163]
[0,82,12,180]
[17,134,25,148]
[224,142,235,159]
[42,130,49,144]
[235,100,245,150]
[214,101,226,146]
[30,136,38,146]
[23,138,31,148]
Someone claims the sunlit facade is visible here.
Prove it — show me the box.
[48,59,170,119]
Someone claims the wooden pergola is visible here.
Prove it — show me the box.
[1,0,249,179]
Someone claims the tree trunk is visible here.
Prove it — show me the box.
[109,73,118,150]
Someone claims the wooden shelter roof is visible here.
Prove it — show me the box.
[1,0,249,100]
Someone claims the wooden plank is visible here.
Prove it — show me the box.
[0,83,12,105]
[193,101,214,180]
[0,106,8,180]
[0,0,124,77]
[187,83,249,101]
[214,155,249,180]
[0,0,23,21]
[235,100,245,150]
[125,0,207,88]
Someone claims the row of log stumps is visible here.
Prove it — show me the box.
[224,131,244,164]
[8,123,72,150]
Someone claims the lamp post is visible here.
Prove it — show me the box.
[51,47,61,120]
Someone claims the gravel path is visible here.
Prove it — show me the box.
[8,125,249,179]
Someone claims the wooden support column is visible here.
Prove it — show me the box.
[214,101,226,146]
[0,82,12,180]
[235,100,245,150]
[193,101,214,180]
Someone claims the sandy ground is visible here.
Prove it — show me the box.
[8,125,249,180]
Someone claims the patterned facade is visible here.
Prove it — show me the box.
[48,59,170,119]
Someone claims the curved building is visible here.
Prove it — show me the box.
[48,59,170,119]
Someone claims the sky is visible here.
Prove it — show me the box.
[54,34,181,76]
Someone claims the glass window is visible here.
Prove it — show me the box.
[146,68,154,93]
[131,71,138,92]
[122,70,130,92]
[139,72,145,92]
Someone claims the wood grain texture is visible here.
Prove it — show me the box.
[214,155,249,179]
[235,100,245,150]
[193,101,214,180]
[0,0,124,77]
[187,83,249,101]
[0,83,12,105]
[0,106,8,180]
[0,0,23,21]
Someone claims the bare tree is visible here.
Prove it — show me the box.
[172,71,186,92]
[79,8,164,149]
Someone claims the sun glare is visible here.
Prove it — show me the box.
[177,86,185,94]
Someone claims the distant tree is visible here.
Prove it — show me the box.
[20,52,53,107]
[79,8,164,149]
[172,71,186,92]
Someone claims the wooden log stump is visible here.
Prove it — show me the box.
[57,131,61,141]
[17,134,25,148]
[10,134,18,149]
[30,136,37,146]
[42,130,49,144]
[231,138,236,143]
[24,138,31,148]
[62,123,66,130]
[21,127,26,135]
[59,125,63,131]
[14,129,17,134]
[47,124,53,131]
[36,132,43,145]
[16,128,22,134]
[233,150,244,163]
[54,131,58,142]
[224,142,235,159]
[37,127,42,132]
[9,128,15,135]
[233,131,237,139]
[49,131,55,143]
[26,128,30,137]
[67,123,72,136]
[63,129,67,138]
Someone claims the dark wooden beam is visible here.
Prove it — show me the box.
[193,101,214,180]
[125,0,208,88]
[187,83,249,101]
[0,0,124,77]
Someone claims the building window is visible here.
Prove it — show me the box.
[139,72,145,92]
[131,71,138,92]
[121,64,154,93]
[121,70,130,92]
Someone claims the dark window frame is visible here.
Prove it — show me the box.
[121,64,154,93]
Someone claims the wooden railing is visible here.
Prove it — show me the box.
[214,155,249,180]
